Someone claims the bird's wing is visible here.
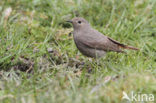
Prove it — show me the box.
[79,29,124,52]
[82,37,124,52]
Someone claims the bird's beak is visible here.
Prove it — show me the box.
[66,20,72,23]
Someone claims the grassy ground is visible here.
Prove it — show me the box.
[0,0,156,103]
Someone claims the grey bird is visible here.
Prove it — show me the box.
[67,17,139,58]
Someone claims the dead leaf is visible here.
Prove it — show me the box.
[3,7,12,20]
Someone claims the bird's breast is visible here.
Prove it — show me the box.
[73,34,106,58]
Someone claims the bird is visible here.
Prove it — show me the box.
[67,17,139,58]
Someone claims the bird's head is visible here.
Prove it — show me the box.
[67,17,90,30]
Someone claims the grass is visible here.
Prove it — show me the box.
[0,0,156,103]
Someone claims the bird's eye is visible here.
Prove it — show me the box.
[78,21,81,24]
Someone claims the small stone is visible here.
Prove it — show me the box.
[47,48,53,53]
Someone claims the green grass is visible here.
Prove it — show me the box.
[0,0,156,103]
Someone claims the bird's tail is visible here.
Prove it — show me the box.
[108,37,139,51]
[119,45,139,50]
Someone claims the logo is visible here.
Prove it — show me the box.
[122,91,154,102]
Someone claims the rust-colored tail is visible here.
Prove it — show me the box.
[119,45,139,50]
[108,37,139,51]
